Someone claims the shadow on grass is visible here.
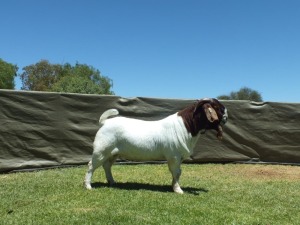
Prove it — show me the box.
[91,182,208,195]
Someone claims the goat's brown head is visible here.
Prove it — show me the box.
[178,98,228,140]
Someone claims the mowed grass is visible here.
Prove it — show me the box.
[1,164,300,225]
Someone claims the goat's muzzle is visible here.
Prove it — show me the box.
[217,125,223,140]
[217,107,228,140]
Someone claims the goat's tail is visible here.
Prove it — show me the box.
[99,109,119,125]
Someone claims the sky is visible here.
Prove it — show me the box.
[1,0,300,102]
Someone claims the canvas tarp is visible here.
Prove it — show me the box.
[0,90,299,172]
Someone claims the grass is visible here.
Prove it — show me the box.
[1,163,300,224]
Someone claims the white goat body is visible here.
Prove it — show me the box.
[95,110,198,162]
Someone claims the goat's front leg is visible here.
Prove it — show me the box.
[167,157,183,194]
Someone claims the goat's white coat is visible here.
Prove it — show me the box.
[85,109,201,194]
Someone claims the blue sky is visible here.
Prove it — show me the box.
[1,0,300,102]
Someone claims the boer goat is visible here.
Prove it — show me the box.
[84,98,228,194]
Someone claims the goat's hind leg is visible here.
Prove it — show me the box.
[84,155,104,190]
[103,154,118,186]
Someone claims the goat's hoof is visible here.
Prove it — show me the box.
[174,188,184,194]
[85,183,92,190]
[108,180,116,187]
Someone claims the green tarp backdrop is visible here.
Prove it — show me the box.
[0,90,299,172]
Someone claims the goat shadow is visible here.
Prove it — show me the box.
[91,182,208,195]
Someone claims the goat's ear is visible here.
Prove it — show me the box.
[193,99,211,116]
[203,104,219,123]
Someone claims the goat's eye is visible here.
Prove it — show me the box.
[221,107,226,114]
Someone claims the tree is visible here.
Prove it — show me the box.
[20,60,114,95]
[20,60,61,91]
[218,87,263,102]
[0,58,18,89]
[51,62,114,95]
[51,73,114,95]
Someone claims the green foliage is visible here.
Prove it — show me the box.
[1,164,299,224]
[20,60,61,91]
[51,63,114,95]
[218,86,263,102]
[0,58,18,89]
[20,60,114,95]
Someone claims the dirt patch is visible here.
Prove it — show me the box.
[233,165,300,181]
[0,175,8,179]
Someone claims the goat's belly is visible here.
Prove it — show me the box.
[116,143,166,161]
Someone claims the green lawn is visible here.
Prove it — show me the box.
[1,164,299,224]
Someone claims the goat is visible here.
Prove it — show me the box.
[84,98,228,194]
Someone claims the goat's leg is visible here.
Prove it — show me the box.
[167,157,183,194]
[103,155,118,186]
[84,154,104,190]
